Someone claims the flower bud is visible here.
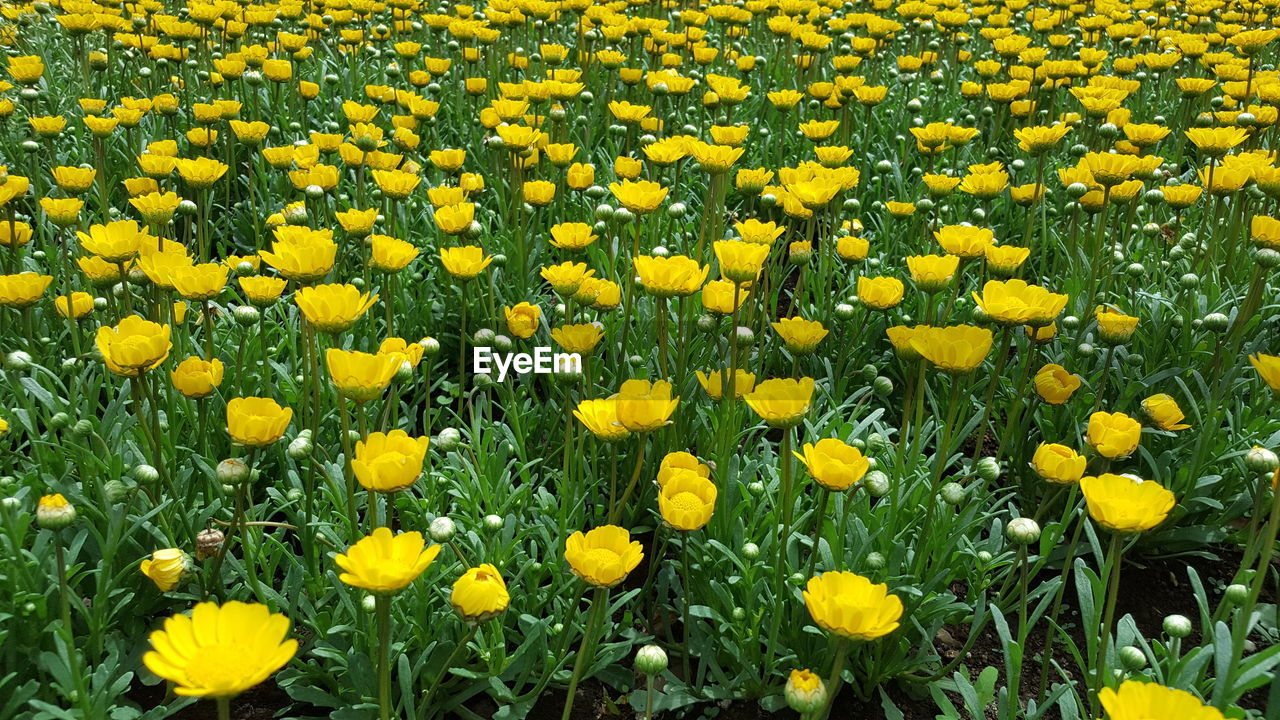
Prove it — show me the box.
[634,644,668,676]
[429,516,456,542]
[1163,614,1192,638]
[36,494,76,529]
[483,513,504,531]
[216,458,250,485]
[784,669,827,714]
[133,464,160,484]
[361,594,377,613]
[287,435,313,459]
[1225,583,1249,604]
[975,456,1001,481]
[1245,447,1280,474]
[1006,517,1041,545]
[1118,646,1147,671]
[103,479,130,503]
[1202,312,1230,332]
[742,542,760,560]
[863,470,889,496]
[865,551,885,569]
[940,482,966,505]
[436,427,461,451]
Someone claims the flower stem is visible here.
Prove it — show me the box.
[375,595,392,720]
[561,587,607,720]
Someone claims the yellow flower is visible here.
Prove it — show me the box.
[1081,473,1176,533]
[96,316,172,376]
[857,276,904,310]
[906,254,959,293]
[1141,394,1190,431]
[803,571,903,641]
[522,180,556,206]
[934,225,994,258]
[658,471,717,531]
[837,236,870,262]
[51,166,96,194]
[77,220,150,263]
[54,292,94,319]
[540,261,594,295]
[130,191,182,225]
[175,157,229,189]
[985,245,1031,276]
[772,316,828,354]
[549,222,598,251]
[614,379,679,432]
[795,438,869,491]
[909,325,993,374]
[440,246,492,280]
[504,302,541,339]
[170,263,230,301]
[1095,305,1138,343]
[574,398,630,441]
[429,149,466,173]
[1251,215,1280,249]
[1013,124,1071,154]
[1086,411,1142,459]
[972,279,1068,326]
[259,227,337,283]
[226,397,292,447]
[744,377,815,428]
[635,254,709,297]
[451,564,510,621]
[143,601,297,698]
[785,670,827,714]
[1184,126,1248,157]
[370,235,419,272]
[239,276,287,306]
[701,279,748,314]
[609,179,669,214]
[353,430,430,492]
[1250,353,1280,391]
[140,548,188,592]
[0,220,32,247]
[0,272,53,308]
[1031,443,1086,484]
[336,527,441,595]
[714,240,770,283]
[551,323,605,354]
[1099,680,1223,720]
[1033,363,1081,404]
[735,219,786,244]
[295,284,377,333]
[326,348,401,402]
[564,525,644,587]
[171,357,225,398]
[695,369,756,400]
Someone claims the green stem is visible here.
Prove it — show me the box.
[376,595,392,720]
[561,587,608,720]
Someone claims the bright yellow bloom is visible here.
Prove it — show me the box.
[171,357,225,398]
[549,222,598,251]
[451,564,510,621]
[143,601,296,698]
[1081,474,1176,533]
[803,571,902,641]
[1141,394,1190,431]
[77,220,150,263]
[295,284,377,333]
[574,398,630,441]
[658,472,717,531]
[795,438,869,491]
[1099,680,1223,720]
[972,279,1067,326]
[551,323,605,354]
[772,316,828,354]
[370,235,419,272]
[744,377,815,428]
[1250,353,1280,392]
[353,430,429,492]
[1033,363,1081,404]
[226,397,292,447]
[96,316,172,375]
[326,348,401,402]
[857,276,904,310]
[259,227,337,283]
[909,325,993,374]
[609,179,669,214]
[614,379,679,432]
[934,225,994,258]
[170,263,229,301]
[635,254,709,297]
[440,246,492,280]
[906,254,959,293]
[504,302,541,339]
[1031,444,1087,484]
[0,272,52,308]
[336,527,441,595]
[1087,411,1142,459]
[1095,305,1139,343]
[695,369,756,400]
[564,525,644,587]
[140,548,188,592]
[714,240,770,283]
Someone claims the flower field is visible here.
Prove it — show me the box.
[3,0,1280,718]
